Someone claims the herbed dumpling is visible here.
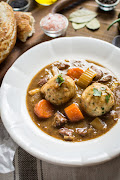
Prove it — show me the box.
[41,74,76,105]
[81,83,114,116]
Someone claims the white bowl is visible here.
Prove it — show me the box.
[1,37,120,166]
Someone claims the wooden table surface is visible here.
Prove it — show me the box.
[0,0,120,82]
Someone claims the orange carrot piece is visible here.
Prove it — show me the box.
[64,104,84,122]
[67,68,84,79]
[34,99,54,119]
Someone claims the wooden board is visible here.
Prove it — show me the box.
[0,0,120,83]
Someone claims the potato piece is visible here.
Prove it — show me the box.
[64,136,74,141]
[90,117,107,130]
[28,88,41,95]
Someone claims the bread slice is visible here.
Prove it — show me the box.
[0,2,17,64]
[14,12,35,42]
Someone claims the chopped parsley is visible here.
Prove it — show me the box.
[56,74,64,86]
[105,94,111,103]
[101,87,106,91]
[93,88,102,97]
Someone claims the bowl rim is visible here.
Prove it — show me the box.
[1,36,120,167]
[95,0,120,7]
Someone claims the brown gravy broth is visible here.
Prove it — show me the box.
[26,60,120,142]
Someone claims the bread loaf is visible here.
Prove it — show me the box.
[14,12,35,42]
[0,2,17,64]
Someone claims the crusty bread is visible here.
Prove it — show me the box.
[14,12,35,42]
[0,2,17,64]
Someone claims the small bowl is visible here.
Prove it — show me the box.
[7,0,30,11]
[95,0,120,11]
[40,13,69,38]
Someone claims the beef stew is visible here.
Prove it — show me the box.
[26,59,120,142]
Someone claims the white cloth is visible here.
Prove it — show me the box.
[0,123,18,173]
[0,88,18,173]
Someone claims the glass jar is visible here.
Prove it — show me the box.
[7,0,30,11]
[95,0,120,11]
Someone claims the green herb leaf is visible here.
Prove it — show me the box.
[107,18,120,31]
[93,88,102,97]
[105,94,111,103]
[101,87,106,91]
[56,74,64,86]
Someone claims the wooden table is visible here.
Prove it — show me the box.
[0,0,120,83]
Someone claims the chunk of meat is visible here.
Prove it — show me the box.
[57,63,70,70]
[87,127,96,135]
[53,111,68,127]
[110,110,118,120]
[114,85,120,104]
[51,66,59,76]
[81,83,115,116]
[38,77,48,87]
[76,127,88,136]
[99,75,112,82]
[91,65,103,80]
[41,75,76,105]
[59,127,74,141]
[102,109,118,121]
[30,93,40,104]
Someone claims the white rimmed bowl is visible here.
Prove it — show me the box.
[1,37,120,166]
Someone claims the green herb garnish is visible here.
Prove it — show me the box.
[107,13,120,31]
[93,88,102,97]
[105,94,111,103]
[56,74,64,86]
[101,87,106,91]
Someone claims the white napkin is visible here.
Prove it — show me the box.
[0,123,18,173]
[0,89,18,173]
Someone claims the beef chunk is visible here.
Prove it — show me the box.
[53,111,68,127]
[91,65,103,80]
[57,63,70,70]
[38,77,48,87]
[59,127,74,141]
[76,127,88,136]
[99,75,112,82]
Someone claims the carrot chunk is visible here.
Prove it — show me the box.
[34,99,54,118]
[64,104,84,122]
[67,68,84,79]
